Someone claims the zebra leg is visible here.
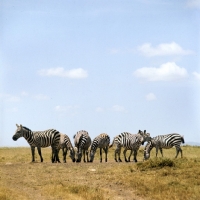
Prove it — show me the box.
[103,147,108,162]
[114,149,118,162]
[37,147,43,162]
[76,148,82,162]
[175,146,182,158]
[62,148,67,163]
[31,146,35,162]
[118,147,122,162]
[128,150,133,162]
[52,147,60,163]
[156,147,159,157]
[123,149,128,162]
[86,150,89,162]
[160,148,163,157]
[100,148,102,162]
[180,147,183,158]
[83,150,86,162]
[133,150,138,162]
[51,148,55,163]
[55,149,61,163]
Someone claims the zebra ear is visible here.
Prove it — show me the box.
[144,130,146,133]
[16,124,19,128]
[20,124,23,128]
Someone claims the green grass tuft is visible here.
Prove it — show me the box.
[137,157,175,170]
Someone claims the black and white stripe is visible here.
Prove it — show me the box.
[73,130,91,162]
[12,124,60,163]
[109,130,151,162]
[144,133,185,160]
[57,133,75,163]
[90,133,110,162]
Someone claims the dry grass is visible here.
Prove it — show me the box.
[0,145,200,200]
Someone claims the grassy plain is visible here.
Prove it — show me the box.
[0,145,200,200]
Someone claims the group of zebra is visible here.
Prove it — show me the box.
[12,124,185,163]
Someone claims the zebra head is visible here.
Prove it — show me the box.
[12,124,24,141]
[76,151,82,162]
[139,130,151,145]
[74,134,83,162]
[89,148,95,162]
[144,140,153,160]
[69,147,75,162]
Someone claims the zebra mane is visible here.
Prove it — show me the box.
[22,126,32,132]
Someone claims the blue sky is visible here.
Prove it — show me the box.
[1,0,200,147]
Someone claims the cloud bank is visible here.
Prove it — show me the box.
[38,67,88,79]
[134,62,188,81]
[138,42,193,57]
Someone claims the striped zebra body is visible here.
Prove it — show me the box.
[57,133,75,163]
[90,133,110,162]
[73,130,91,162]
[144,133,185,160]
[110,130,151,162]
[12,124,60,163]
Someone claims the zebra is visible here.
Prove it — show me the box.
[144,133,185,160]
[73,130,91,162]
[124,130,151,162]
[109,130,151,162]
[56,133,75,163]
[12,124,60,163]
[90,133,110,163]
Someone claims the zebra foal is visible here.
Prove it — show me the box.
[73,130,91,162]
[90,133,110,162]
[144,133,185,160]
[12,124,60,163]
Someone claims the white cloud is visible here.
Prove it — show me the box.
[134,62,188,82]
[146,93,157,101]
[111,105,126,112]
[0,94,21,102]
[38,67,88,79]
[33,94,49,100]
[138,42,193,57]
[192,72,200,80]
[186,0,200,8]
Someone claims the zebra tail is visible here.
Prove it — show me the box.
[109,138,115,148]
[181,135,185,144]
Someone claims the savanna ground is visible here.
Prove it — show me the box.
[0,145,200,200]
